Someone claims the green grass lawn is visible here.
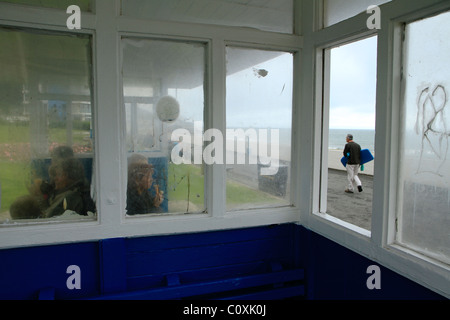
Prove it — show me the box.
[0,124,29,144]
[226,179,279,207]
[168,163,205,207]
[1,160,281,214]
[0,121,90,145]
[0,160,30,213]
[0,118,280,214]
[167,163,280,208]
[0,122,92,213]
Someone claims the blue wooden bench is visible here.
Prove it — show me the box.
[38,265,304,300]
[36,225,305,300]
[89,264,305,300]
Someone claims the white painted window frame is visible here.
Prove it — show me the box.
[0,0,448,298]
[0,0,302,248]
[303,0,449,298]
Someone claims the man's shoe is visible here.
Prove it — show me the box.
[345,189,354,193]
[358,186,363,192]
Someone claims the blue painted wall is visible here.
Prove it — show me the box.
[0,224,444,300]
[0,241,100,300]
[300,229,444,300]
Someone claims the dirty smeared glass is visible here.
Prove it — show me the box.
[225,47,293,211]
[397,11,450,264]
[0,27,96,223]
[122,38,205,215]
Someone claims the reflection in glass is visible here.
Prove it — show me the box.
[225,47,293,211]
[122,38,205,215]
[0,28,95,223]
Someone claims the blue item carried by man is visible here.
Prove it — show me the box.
[341,149,374,167]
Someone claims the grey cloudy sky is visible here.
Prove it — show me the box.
[329,35,377,130]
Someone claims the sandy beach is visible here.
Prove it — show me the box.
[225,148,374,230]
[326,149,374,231]
[326,168,373,230]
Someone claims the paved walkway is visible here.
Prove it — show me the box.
[326,169,373,231]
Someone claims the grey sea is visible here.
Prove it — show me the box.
[328,129,375,152]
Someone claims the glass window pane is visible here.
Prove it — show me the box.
[397,11,450,264]
[325,36,377,231]
[0,28,96,223]
[226,47,293,211]
[0,0,91,11]
[122,38,205,216]
[121,0,293,34]
[324,0,390,27]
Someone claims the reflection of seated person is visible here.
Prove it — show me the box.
[29,145,76,204]
[52,145,75,159]
[10,147,95,220]
[43,157,88,218]
[126,162,164,215]
[9,195,43,220]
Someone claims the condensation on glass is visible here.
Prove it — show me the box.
[323,0,391,27]
[0,27,96,224]
[225,47,293,211]
[0,0,91,11]
[121,0,294,34]
[122,37,205,216]
[397,11,450,264]
[324,36,377,231]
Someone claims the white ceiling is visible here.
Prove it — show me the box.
[121,0,293,33]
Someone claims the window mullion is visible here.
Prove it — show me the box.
[94,0,123,226]
[207,37,227,218]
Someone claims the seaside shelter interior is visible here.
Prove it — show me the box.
[0,0,449,301]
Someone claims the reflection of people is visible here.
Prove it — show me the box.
[126,162,164,215]
[43,158,87,218]
[9,195,43,220]
[51,145,74,159]
[10,145,95,219]
[343,134,363,193]
[38,146,95,216]
[9,157,87,219]
[28,145,77,205]
[128,153,148,166]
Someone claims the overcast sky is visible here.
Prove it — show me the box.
[172,36,377,131]
[224,37,378,130]
[226,51,293,129]
[329,35,377,130]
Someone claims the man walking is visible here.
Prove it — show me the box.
[343,134,363,193]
